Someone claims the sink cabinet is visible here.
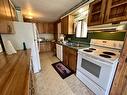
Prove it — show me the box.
[63,46,77,72]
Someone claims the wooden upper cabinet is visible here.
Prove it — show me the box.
[0,0,16,34]
[36,22,54,34]
[61,15,74,35]
[104,0,127,23]
[88,0,107,26]
[9,2,17,21]
[48,23,54,34]
[3,0,12,21]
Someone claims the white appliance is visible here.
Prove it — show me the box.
[56,44,63,61]
[0,43,3,53]
[76,39,123,95]
[1,21,41,73]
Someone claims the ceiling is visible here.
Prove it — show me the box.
[11,0,82,22]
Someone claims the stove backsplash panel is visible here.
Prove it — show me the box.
[65,32,126,44]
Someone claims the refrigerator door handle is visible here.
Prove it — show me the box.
[35,26,41,52]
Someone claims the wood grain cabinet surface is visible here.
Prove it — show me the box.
[88,0,127,26]
[40,42,52,53]
[0,0,17,34]
[36,22,54,34]
[63,46,77,72]
[104,0,127,23]
[88,0,107,26]
[61,15,74,35]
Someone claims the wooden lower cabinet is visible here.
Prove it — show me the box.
[63,46,77,72]
[40,42,52,53]
[110,33,127,95]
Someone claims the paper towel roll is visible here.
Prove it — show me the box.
[5,40,17,55]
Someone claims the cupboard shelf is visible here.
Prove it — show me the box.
[111,1,127,8]
[91,11,101,15]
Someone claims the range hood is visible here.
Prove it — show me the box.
[88,23,127,32]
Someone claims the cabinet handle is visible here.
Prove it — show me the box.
[7,25,12,33]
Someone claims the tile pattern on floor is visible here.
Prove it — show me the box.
[35,52,95,95]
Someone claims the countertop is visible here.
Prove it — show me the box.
[56,42,90,50]
[0,50,31,95]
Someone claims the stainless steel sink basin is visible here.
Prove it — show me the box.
[66,42,85,47]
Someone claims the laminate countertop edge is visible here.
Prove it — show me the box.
[0,49,31,95]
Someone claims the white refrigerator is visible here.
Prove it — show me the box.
[1,21,41,73]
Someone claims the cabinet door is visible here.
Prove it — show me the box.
[110,33,127,95]
[3,0,12,21]
[63,46,68,67]
[9,2,17,21]
[48,23,54,34]
[40,43,46,53]
[61,16,68,34]
[68,48,77,72]
[88,0,107,26]
[46,42,51,52]
[43,23,48,33]
[104,0,127,23]
[36,23,45,34]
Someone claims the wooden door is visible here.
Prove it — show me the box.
[68,48,77,72]
[110,33,127,95]
[105,0,127,23]
[88,0,107,26]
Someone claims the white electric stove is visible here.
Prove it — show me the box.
[76,39,124,95]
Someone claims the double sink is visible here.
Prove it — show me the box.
[64,42,90,50]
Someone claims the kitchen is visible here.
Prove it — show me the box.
[0,0,127,95]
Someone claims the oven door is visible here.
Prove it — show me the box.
[77,53,112,89]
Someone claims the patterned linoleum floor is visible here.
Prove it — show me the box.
[35,52,95,95]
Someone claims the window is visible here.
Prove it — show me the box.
[75,19,88,38]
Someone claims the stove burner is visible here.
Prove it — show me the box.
[89,48,96,50]
[103,52,116,56]
[83,50,93,52]
[99,54,111,58]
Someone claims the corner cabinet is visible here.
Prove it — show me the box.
[63,46,77,72]
[104,0,127,23]
[61,15,74,35]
